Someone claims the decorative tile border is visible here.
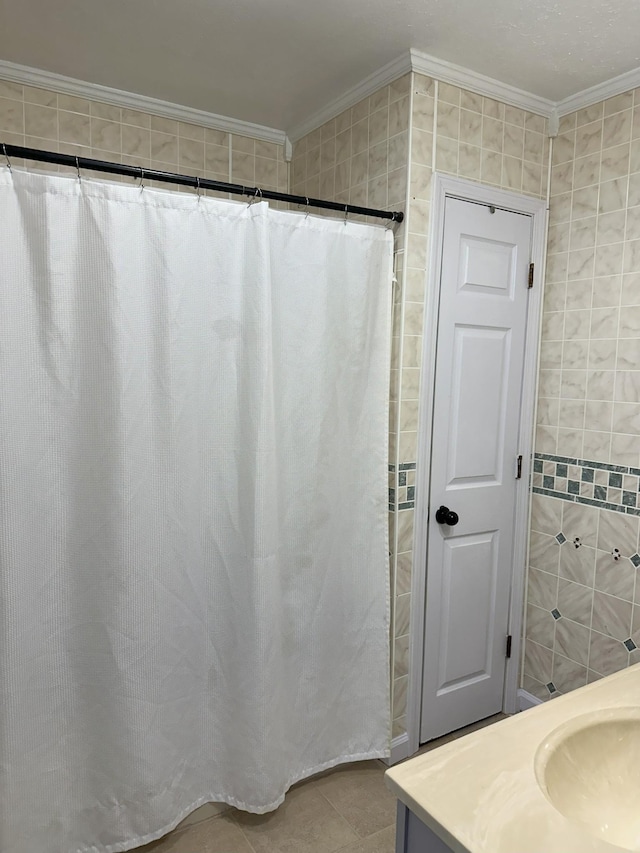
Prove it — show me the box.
[532,453,640,516]
[389,462,416,511]
[392,452,640,514]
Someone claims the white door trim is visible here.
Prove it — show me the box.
[406,174,547,755]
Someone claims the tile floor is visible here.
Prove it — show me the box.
[138,714,507,853]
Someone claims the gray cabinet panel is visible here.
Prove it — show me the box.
[396,803,455,853]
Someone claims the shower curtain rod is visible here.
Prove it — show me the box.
[1,144,404,223]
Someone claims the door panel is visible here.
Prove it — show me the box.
[437,530,498,692]
[447,326,511,485]
[420,197,532,743]
[459,236,516,295]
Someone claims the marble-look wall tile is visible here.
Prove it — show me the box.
[528,567,559,610]
[431,78,548,199]
[552,653,588,693]
[294,78,640,725]
[524,640,553,683]
[539,87,640,472]
[525,493,640,701]
[0,81,287,196]
[526,603,556,648]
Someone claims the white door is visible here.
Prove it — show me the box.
[420,197,532,743]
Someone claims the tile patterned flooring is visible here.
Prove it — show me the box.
[138,714,507,853]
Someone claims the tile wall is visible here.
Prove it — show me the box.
[525,493,640,700]
[524,89,640,700]
[290,76,410,219]
[0,79,288,196]
[292,73,551,740]
[432,79,549,196]
[389,76,549,737]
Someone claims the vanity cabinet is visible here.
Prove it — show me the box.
[395,803,457,853]
[386,665,640,853]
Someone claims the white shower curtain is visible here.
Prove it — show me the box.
[0,169,393,853]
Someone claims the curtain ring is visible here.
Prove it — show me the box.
[75,156,81,183]
[139,168,145,191]
[344,204,348,225]
[305,197,310,219]
[248,187,262,207]
[196,176,201,201]
[3,143,12,172]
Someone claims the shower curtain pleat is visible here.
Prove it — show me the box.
[0,169,393,853]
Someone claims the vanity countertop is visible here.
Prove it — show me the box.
[385,663,640,853]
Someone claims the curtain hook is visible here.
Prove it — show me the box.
[344,204,348,225]
[196,176,201,201]
[3,143,12,172]
[139,168,145,192]
[75,156,81,183]
[305,197,310,219]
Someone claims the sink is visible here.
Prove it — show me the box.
[534,707,640,851]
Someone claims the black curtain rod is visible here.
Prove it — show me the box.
[1,144,404,224]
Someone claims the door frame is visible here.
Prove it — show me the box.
[406,174,548,754]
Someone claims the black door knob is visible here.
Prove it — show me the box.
[435,505,459,526]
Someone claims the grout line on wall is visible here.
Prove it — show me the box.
[431,80,438,177]
[390,73,416,699]
[560,133,576,461]
[586,500,600,673]
[521,131,554,690]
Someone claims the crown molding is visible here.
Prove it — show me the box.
[287,52,413,142]
[409,49,555,118]
[287,48,558,144]
[0,59,288,147]
[555,64,640,117]
[6,52,640,152]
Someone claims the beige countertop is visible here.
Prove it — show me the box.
[385,664,640,853]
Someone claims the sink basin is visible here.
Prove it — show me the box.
[535,707,640,850]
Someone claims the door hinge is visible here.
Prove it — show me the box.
[528,262,534,288]
[506,634,513,658]
[516,454,523,479]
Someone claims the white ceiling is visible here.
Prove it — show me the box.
[1,0,640,133]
